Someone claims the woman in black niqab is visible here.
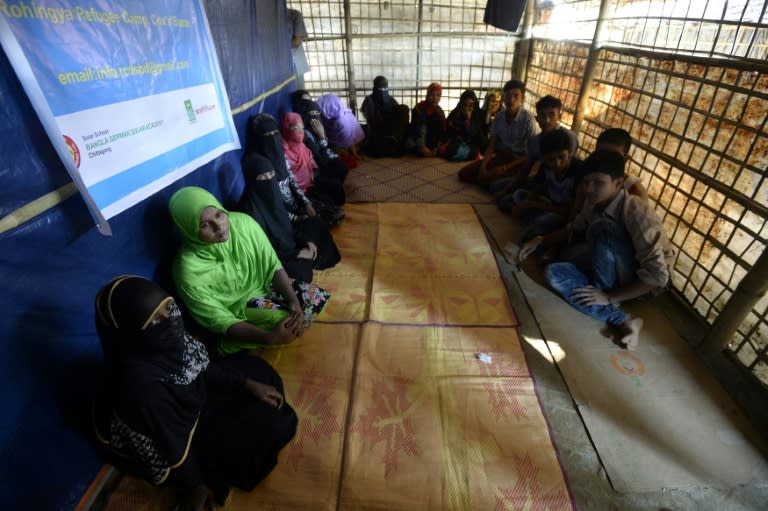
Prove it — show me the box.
[241,115,342,269]
[92,276,298,510]
[360,76,410,157]
[239,150,315,282]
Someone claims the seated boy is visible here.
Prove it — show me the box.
[457,79,537,186]
[489,94,578,202]
[500,129,583,242]
[518,150,675,350]
[569,128,648,218]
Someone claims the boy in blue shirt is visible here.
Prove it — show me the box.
[502,129,583,241]
[490,94,578,204]
[457,79,537,186]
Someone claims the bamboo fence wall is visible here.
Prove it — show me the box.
[292,0,768,387]
[288,0,517,115]
[525,0,768,385]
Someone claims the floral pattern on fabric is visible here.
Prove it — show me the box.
[247,280,330,328]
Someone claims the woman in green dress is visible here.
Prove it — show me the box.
[169,186,329,355]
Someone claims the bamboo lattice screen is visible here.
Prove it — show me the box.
[529,0,768,386]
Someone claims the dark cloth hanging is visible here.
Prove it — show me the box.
[484,0,527,32]
[92,276,297,505]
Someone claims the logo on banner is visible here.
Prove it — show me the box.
[64,135,81,169]
[184,99,197,123]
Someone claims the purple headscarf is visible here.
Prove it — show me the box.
[316,94,365,149]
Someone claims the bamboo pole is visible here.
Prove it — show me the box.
[416,0,424,87]
[513,0,536,82]
[570,0,612,135]
[0,183,78,235]
[700,246,768,355]
[343,0,357,113]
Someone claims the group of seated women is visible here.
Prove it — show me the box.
[361,76,502,160]
[94,180,335,508]
[90,80,506,509]
[280,77,503,162]
[91,93,367,508]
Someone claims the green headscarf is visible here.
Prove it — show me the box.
[169,186,286,339]
[169,186,226,249]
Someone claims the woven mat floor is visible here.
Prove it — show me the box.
[100,202,574,511]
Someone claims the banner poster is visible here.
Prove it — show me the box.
[0,0,240,234]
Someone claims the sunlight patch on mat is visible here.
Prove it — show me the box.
[522,334,567,363]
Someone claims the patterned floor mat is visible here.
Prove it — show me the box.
[344,156,492,204]
[99,204,573,511]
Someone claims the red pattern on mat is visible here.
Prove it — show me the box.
[350,375,419,477]
[484,379,530,421]
[494,454,574,511]
[285,367,342,471]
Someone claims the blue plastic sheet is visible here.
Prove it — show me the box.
[0,1,294,508]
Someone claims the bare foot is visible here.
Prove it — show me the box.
[616,317,644,350]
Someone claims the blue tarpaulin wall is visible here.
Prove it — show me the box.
[0,1,294,508]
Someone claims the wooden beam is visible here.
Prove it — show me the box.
[513,0,536,82]
[0,183,78,235]
[343,0,358,113]
[571,0,611,135]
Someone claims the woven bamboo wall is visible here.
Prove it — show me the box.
[524,40,588,131]
[529,0,768,386]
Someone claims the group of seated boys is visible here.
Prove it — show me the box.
[447,79,676,350]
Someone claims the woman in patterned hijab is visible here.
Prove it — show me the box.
[92,275,298,510]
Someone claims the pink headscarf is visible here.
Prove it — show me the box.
[280,112,316,192]
[316,94,365,149]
